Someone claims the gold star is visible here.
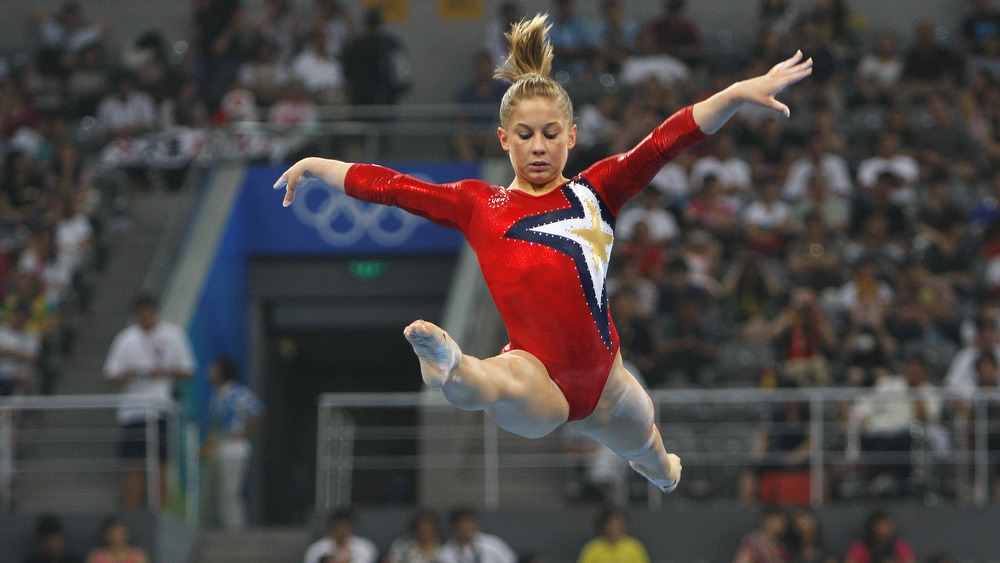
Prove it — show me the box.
[570,200,613,266]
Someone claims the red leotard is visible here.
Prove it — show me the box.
[345,106,707,420]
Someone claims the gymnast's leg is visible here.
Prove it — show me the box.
[404,320,570,439]
[568,353,681,492]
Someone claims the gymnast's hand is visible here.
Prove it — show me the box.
[736,50,813,118]
[665,452,682,493]
[274,157,353,207]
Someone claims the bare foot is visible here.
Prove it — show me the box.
[630,453,681,493]
[403,320,463,388]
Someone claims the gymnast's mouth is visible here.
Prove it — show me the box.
[528,161,549,170]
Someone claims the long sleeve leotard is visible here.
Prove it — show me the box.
[344,105,707,420]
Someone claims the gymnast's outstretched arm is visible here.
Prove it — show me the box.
[693,50,813,134]
[274,157,353,207]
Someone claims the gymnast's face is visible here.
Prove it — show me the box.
[498,96,576,194]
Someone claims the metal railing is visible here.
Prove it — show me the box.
[316,387,1000,511]
[0,394,199,524]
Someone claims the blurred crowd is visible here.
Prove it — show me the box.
[510,0,1000,504]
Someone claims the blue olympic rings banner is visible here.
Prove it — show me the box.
[243,163,475,255]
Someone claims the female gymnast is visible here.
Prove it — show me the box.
[275,14,812,492]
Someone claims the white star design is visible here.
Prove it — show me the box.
[526,182,615,307]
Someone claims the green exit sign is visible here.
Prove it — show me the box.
[348,259,388,280]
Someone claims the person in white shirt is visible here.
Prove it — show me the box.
[782,136,852,201]
[619,27,689,88]
[438,508,515,563]
[292,30,346,103]
[856,133,919,206]
[104,293,195,510]
[848,353,943,495]
[690,132,751,204]
[945,316,1000,401]
[96,72,156,139]
[616,188,679,243]
[303,509,378,563]
[0,307,39,397]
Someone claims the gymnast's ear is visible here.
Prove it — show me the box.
[497,127,510,152]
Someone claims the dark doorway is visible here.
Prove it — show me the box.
[259,324,427,524]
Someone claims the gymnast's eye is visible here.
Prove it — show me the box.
[544,132,558,139]
[519,132,532,140]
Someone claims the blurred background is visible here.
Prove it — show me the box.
[1,0,999,562]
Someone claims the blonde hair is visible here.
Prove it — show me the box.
[494,13,574,129]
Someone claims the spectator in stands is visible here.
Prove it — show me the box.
[849,174,908,242]
[577,508,649,563]
[961,0,1000,55]
[269,82,319,133]
[385,509,444,563]
[311,0,356,60]
[96,72,156,140]
[685,174,737,240]
[66,44,109,118]
[453,51,508,162]
[656,299,718,386]
[888,259,957,345]
[304,509,378,563]
[617,188,680,244]
[852,30,903,107]
[721,249,784,323]
[188,0,246,110]
[770,287,836,387]
[592,0,639,74]
[948,351,1000,476]
[642,0,701,63]
[0,305,39,397]
[123,31,180,98]
[3,271,56,339]
[782,136,852,201]
[0,81,43,139]
[205,357,263,530]
[483,2,522,70]
[784,508,836,563]
[292,30,346,105]
[618,27,690,90]
[609,285,656,375]
[22,513,82,563]
[787,211,843,292]
[840,293,897,388]
[844,510,915,563]
[732,506,788,563]
[341,9,410,106]
[737,396,811,504]
[19,226,71,306]
[252,0,298,64]
[0,150,51,227]
[159,79,210,130]
[856,133,918,196]
[104,293,195,510]
[34,2,105,77]
[913,94,977,177]
[85,517,148,563]
[238,38,291,107]
[902,21,964,88]
[439,508,515,563]
[690,132,752,205]
[547,0,592,76]
[742,177,793,257]
[848,352,941,496]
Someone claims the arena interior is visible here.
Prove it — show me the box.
[2,1,1000,562]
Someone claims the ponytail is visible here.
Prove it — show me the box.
[495,13,573,129]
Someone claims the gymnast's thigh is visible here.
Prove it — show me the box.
[482,350,571,439]
[567,353,656,454]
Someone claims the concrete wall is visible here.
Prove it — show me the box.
[0,1,964,104]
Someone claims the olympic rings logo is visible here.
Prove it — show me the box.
[290,176,427,247]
